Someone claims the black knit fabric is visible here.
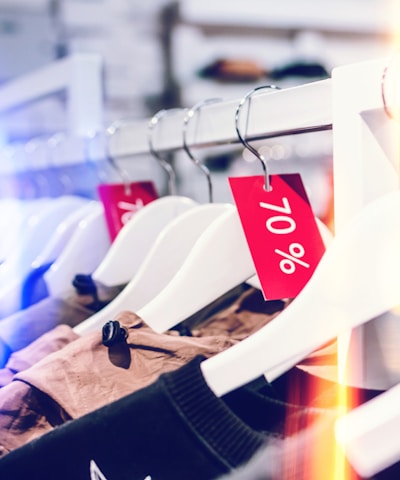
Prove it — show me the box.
[0,356,336,480]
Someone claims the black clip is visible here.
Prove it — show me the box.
[72,274,108,312]
[73,274,97,296]
[102,320,128,347]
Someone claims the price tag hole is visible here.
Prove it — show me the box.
[263,184,273,193]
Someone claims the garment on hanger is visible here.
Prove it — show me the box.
[43,204,111,298]
[0,355,387,480]
[0,282,281,388]
[0,274,125,368]
[0,196,89,319]
[0,283,248,385]
[75,203,232,335]
[14,201,105,311]
[0,287,287,455]
[0,324,79,387]
[0,51,392,480]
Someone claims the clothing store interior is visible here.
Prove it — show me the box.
[0,0,399,479]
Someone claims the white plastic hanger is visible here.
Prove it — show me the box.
[75,103,231,334]
[0,197,62,264]
[0,195,87,317]
[136,89,334,335]
[0,137,81,264]
[0,201,95,318]
[334,384,400,478]
[0,195,87,279]
[335,381,400,478]
[0,141,70,262]
[135,207,331,334]
[44,202,111,298]
[0,198,40,262]
[138,87,400,396]
[92,114,199,287]
[74,202,232,334]
[136,206,255,332]
[92,196,198,286]
[32,201,100,268]
[199,189,400,397]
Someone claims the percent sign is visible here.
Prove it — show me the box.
[275,243,310,274]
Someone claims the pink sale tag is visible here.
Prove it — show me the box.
[229,174,325,300]
[98,181,158,241]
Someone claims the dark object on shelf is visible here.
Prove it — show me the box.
[204,152,238,172]
[269,61,330,80]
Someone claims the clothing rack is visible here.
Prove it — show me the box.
[0,53,397,393]
[0,53,399,476]
[105,55,400,398]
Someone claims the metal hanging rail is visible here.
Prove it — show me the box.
[108,78,332,160]
[0,60,331,168]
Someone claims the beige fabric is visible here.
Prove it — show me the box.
[18,311,238,419]
[0,288,285,456]
[0,325,80,387]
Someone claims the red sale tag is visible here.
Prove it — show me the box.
[229,174,325,300]
[97,181,158,241]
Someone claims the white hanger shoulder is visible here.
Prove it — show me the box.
[0,199,54,266]
[45,203,110,298]
[0,196,87,317]
[0,196,86,280]
[0,199,31,262]
[32,200,97,268]
[137,207,256,333]
[92,196,198,287]
[74,202,231,335]
[335,382,400,478]
[200,190,400,397]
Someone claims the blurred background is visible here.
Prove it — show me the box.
[0,0,394,130]
[0,0,396,208]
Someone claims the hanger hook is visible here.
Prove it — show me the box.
[183,98,222,203]
[235,85,280,192]
[148,108,182,195]
[106,122,132,194]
